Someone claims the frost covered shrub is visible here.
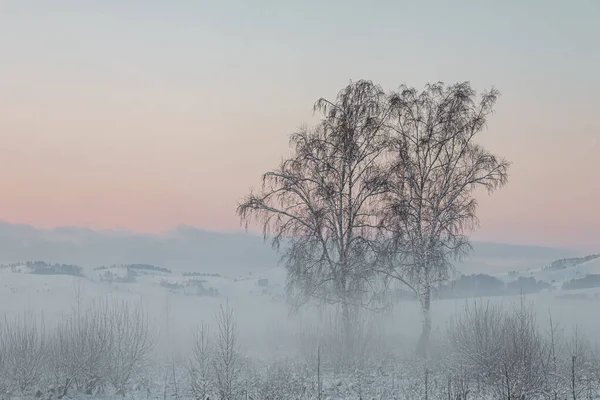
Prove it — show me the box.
[47,298,154,397]
[0,313,47,393]
[48,301,110,396]
[446,301,505,392]
[446,300,549,399]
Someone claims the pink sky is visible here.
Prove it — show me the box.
[1,2,598,251]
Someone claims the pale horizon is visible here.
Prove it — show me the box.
[1,1,598,252]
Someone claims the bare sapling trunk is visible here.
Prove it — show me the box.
[317,344,322,400]
[416,284,432,358]
[341,298,352,350]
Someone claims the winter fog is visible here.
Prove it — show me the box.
[2,1,599,399]
[1,222,600,399]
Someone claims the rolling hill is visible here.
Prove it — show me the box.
[0,221,581,276]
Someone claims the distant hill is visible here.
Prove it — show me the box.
[456,241,577,274]
[0,221,578,276]
[0,222,279,275]
[544,254,600,271]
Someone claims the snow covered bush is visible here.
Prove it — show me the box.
[447,300,549,399]
[47,298,154,397]
[0,312,47,393]
[48,300,112,396]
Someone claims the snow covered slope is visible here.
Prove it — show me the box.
[496,255,600,289]
[0,221,578,277]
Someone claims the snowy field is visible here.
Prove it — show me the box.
[2,253,600,399]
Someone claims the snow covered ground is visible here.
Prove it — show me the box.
[2,247,600,399]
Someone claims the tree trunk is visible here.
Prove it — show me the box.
[342,301,352,349]
[416,284,431,358]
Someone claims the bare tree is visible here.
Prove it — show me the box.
[189,322,214,400]
[49,300,111,396]
[105,299,154,394]
[383,82,510,356]
[566,325,595,400]
[237,80,394,343]
[213,303,241,400]
[544,312,567,399]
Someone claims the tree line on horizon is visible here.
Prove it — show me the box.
[237,79,510,357]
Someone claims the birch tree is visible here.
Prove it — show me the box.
[383,81,510,357]
[213,303,240,400]
[237,80,393,344]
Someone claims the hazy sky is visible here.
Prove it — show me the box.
[1,1,598,251]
